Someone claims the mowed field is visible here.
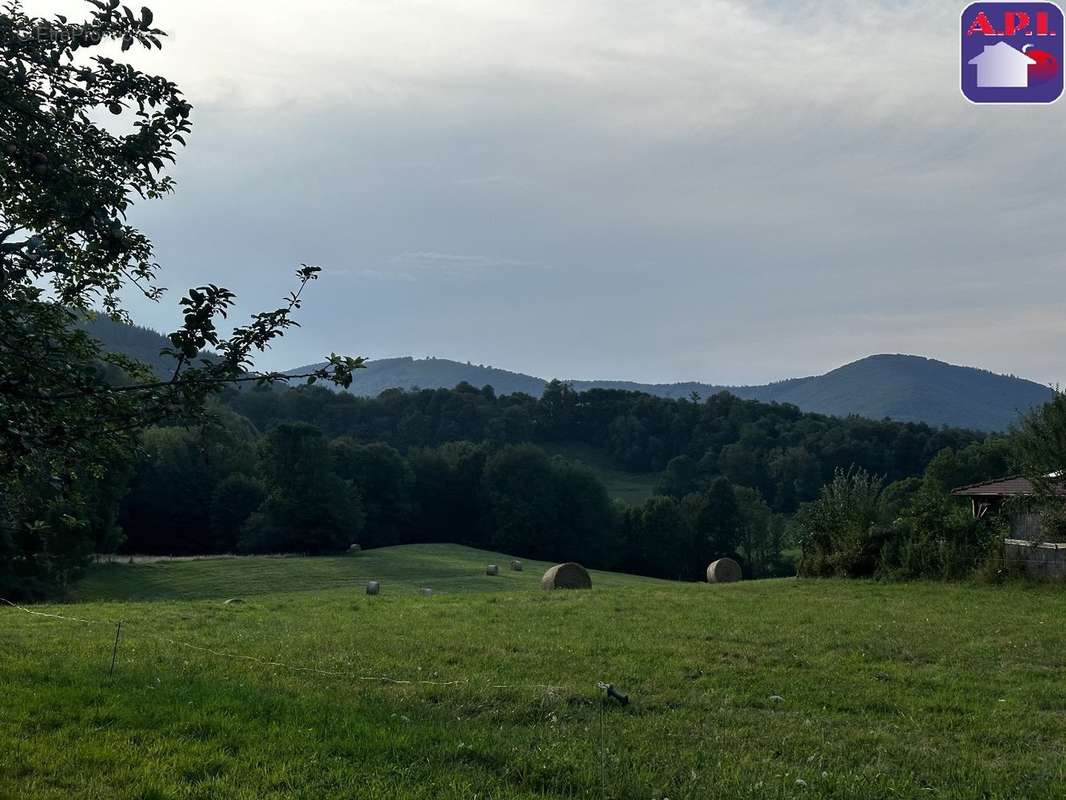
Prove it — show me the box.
[3,545,1066,799]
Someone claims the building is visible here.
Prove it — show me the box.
[952,475,1042,535]
[952,474,1066,578]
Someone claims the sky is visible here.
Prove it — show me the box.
[29,0,1066,386]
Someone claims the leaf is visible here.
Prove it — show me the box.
[121,35,133,51]
[141,6,154,26]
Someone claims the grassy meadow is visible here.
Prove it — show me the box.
[3,544,1066,799]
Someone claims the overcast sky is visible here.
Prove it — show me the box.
[32,0,1066,385]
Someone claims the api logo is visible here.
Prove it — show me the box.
[961,2,1063,103]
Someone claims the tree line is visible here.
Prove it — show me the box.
[4,377,1012,597]
[88,407,792,583]
[8,371,1052,599]
[225,380,983,515]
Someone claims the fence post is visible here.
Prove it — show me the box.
[108,620,123,679]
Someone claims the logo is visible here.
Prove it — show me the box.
[961,2,1063,103]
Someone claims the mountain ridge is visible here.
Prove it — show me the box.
[290,352,1052,431]
[80,317,1052,431]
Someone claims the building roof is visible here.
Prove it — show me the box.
[951,476,1035,497]
[952,474,1066,498]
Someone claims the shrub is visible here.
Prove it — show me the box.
[796,467,886,578]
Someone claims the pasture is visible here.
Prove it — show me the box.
[3,544,1065,799]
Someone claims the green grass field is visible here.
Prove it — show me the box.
[4,544,1066,799]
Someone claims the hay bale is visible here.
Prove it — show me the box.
[510,560,523,571]
[706,558,742,583]
[366,581,380,595]
[420,587,433,597]
[348,543,362,554]
[541,562,591,590]
[223,598,243,605]
[486,564,499,576]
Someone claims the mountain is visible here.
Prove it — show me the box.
[80,318,1052,431]
[314,356,547,398]
[293,353,1053,432]
[79,314,177,377]
[726,355,1053,432]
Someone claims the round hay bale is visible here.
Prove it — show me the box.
[486,564,499,576]
[223,598,243,605]
[348,543,362,554]
[510,560,523,571]
[706,558,743,583]
[420,587,433,597]
[541,562,591,591]
[366,580,380,595]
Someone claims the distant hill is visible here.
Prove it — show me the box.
[82,318,1052,431]
[80,315,177,377]
[293,353,1053,432]
[312,356,547,398]
[727,355,1053,432]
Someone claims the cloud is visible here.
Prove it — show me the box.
[390,251,553,277]
[339,268,417,283]
[29,0,1066,386]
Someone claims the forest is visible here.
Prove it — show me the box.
[23,376,1025,599]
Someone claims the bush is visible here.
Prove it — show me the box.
[797,467,886,578]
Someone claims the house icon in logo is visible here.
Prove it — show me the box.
[968,41,1038,88]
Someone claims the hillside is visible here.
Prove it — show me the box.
[734,354,1054,432]
[294,353,1052,432]
[80,314,177,377]
[313,356,546,398]
[83,318,1052,431]
[6,546,1066,799]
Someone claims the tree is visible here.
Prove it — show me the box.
[482,444,560,558]
[796,467,886,577]
[694,477,741,562]
[1012,392,1066,540]
[551,457,616,566]
[240,424,362,554]
[1012,390,1066,497]
[408,441,489,547]
[119,410,257,554]
[0,2,361,596]
[635,496,692,579]
[767,446,822,512]
[657,455,698,498]
[733,486,776,578]
[718,443,763,490]
[331,439,414,548]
